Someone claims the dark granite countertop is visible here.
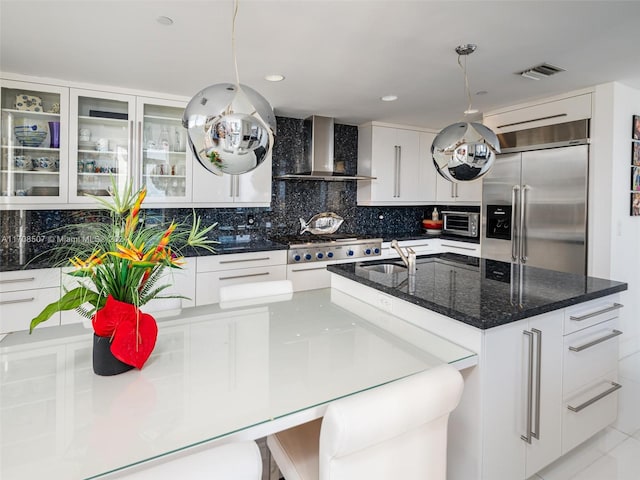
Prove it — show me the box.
[381,233,480,244]
[327,253,628,330]
[0,237,288,272]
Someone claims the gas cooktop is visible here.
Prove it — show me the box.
[270,234,382,263]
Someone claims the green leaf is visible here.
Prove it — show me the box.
[29,287,102,333]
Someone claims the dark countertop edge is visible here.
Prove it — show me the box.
[0,241,289,272]
[327,264,628,330]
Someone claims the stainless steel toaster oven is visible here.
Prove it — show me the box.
[442,211,480,238]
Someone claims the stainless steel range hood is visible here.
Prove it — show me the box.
[275,115,375,181]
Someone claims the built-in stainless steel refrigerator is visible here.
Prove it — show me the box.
[481,120,589,275]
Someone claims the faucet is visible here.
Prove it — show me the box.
[390,240,416,276]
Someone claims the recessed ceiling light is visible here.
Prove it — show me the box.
[156,16,174,26]
[464,109,479,115]
[381,95,398,102]
[265,74,285,82]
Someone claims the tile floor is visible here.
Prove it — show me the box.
[532,350,640,480]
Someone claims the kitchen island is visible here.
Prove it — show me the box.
[0,288,475,479]
[328,253,628,480]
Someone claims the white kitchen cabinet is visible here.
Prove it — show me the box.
[195,250,287,305]
[561,297,623,454]
[0,268,61,333]
[482,310,564,480]
[136,97,191,203]
[483,91,592,135]
[357,124,426,205]
[0,79,69,206]
[435,174,483,203]
[191,153,272,206]
[68,89,136,203]
[70,90,193,205]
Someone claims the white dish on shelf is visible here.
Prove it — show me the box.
[78,140,96,149]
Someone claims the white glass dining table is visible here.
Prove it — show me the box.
[0,288,476,479]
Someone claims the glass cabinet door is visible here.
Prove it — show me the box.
[137,97,191,203]
[69,89,135,203]
[0,80,68,203]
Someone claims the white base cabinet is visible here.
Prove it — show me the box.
[0,268,61,333]
[196,251,287,305]
[482,310,564,480]
[329,276,623,480]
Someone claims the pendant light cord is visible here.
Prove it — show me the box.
[232,0,240,87]
[458,54,473,116]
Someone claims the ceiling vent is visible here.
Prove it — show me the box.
[517,63,565,80]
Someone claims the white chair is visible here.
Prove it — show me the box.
[267,364,464,480]
[118,441,262,479]
[219,280,293,308]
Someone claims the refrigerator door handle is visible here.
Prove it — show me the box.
[521,185,530,263]
[511,185,520,261]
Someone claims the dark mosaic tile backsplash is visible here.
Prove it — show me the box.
[0,116,472,267]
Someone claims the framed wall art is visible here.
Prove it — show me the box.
[631,192,640,216]
[634,115,640,140]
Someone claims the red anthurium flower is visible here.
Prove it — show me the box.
[110,309,158,369]
[92,295,133,337]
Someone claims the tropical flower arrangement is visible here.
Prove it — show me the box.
[29,179,217,371]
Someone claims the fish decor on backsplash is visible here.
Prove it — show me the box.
[299,212,344,235]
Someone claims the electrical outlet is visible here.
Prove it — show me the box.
[377,294,393,312]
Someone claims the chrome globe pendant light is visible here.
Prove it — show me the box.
[182,0,276,176]
[431,44,500,182]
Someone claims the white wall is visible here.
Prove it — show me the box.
[592,82,640,357]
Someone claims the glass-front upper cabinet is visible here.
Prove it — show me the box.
[69,89,135,203]
[137,97,191,203]
[0,80,69,204]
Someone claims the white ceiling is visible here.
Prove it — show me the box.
[2,0,640,129]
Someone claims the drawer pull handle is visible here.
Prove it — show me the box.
[291,267,327,272]
[0,297,35,305]
[568,329,623,352]
[218,272,270,281]
[0,277,36,285]
[569,303,623,321]
[441,244,477,251]
[567,381,621,413]
[219,257,271,265]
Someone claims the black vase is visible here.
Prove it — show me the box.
[92,334,134,376]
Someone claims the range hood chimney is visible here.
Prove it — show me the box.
[275,115,375,181]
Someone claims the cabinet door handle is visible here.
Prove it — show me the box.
[137,121,143,178]
[393,146,399,198]
[521,329,534,444]
[219,257,271,265]
[569,329,623,352]
[569,303,623,321]
[567,381,622,413]
[0,277,36,285]
[218,272,270,281]
[531,328,542,440]
[291,267,327,272]
[441,243,477,251]
[0,297,35,305]
[129,120,134,167]
[397,145,402,197]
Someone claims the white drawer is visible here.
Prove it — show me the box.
[563,295,622,335]
[0,286,61,333]
[287,264,330,291]
[196,250,287,273]
[195,265,287,306]
[563,319,620,396]
[562,373,620,454]
[0,268,60,293]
